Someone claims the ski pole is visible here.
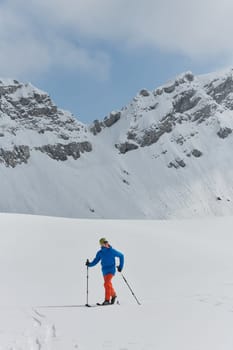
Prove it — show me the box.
[120,272,141,305]
[85,264,90,307]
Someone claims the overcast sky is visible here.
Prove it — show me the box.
[0,0,232,123]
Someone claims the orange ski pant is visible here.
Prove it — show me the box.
[103,274,116,301]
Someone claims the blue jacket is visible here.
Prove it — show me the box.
[88,245,124,276]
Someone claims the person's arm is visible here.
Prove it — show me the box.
[88,251,101,267]
[113,249,124,272]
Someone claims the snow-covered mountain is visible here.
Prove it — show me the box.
[1,69,233,218]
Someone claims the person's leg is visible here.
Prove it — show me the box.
[104,274,116,301]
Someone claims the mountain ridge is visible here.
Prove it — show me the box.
[1,68,233,218]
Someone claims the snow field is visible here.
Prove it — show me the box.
[0,214,233,349]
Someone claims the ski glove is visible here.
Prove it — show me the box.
[85,259,90,266]
[117,266,122,272]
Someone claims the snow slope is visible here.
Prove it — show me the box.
[2,69,233,218]
[3,68,233,220]
[1,214,233,349]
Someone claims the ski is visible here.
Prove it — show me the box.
[36,304,98,309]
[36,301,120,309]
[96,301,120,306]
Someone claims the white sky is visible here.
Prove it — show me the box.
[1,0,233,77]
[0,0,233,122]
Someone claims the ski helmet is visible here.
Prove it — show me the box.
[99,237,108,245]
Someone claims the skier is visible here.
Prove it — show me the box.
[86,238,124,305]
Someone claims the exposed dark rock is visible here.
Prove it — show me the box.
[206,76,233,104]
[217,127,232,139]
[155,73,194,97]
[154,88,163,96]
[168,161,179,169]
[175,135,186,145]
[36,142,92,161]
[176,159,186,167]
[191,149,203,157]
[122,179,130,185]
[175,72,194,85]
[0,85,19,96]
[183,72,194,82]
[0,81,92,167]
[148,103,158,110]
[173,89,201,113]
[140,128,163,147]
[0,145,30,167]
[139,116,173,147]
[30,106,58,118]
[192,104,217,123]
[89,120,104,135]
[168,158,186,169]
[19,97,30,106]
[104,111,121,127]
[33,93,49,104]
[4,91,59,124]
[93,120,103,133]
[164,83,177,94]
[90,112,121,135]
[139,89,150,97]
[59,134,70,140]
[222,94,233,110]
[115,142,139,154]
[127,130,137,140]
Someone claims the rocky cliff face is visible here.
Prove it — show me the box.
[0,80,92,167]
[90,70,233,157]
[1,69,233,219]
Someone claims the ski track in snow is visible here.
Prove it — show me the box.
[0,308,61,350]
[193,292,233,313]
[8,300,233,350]
[2,215,233,349]
[0,305,162,349]
[1,295,233,349]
